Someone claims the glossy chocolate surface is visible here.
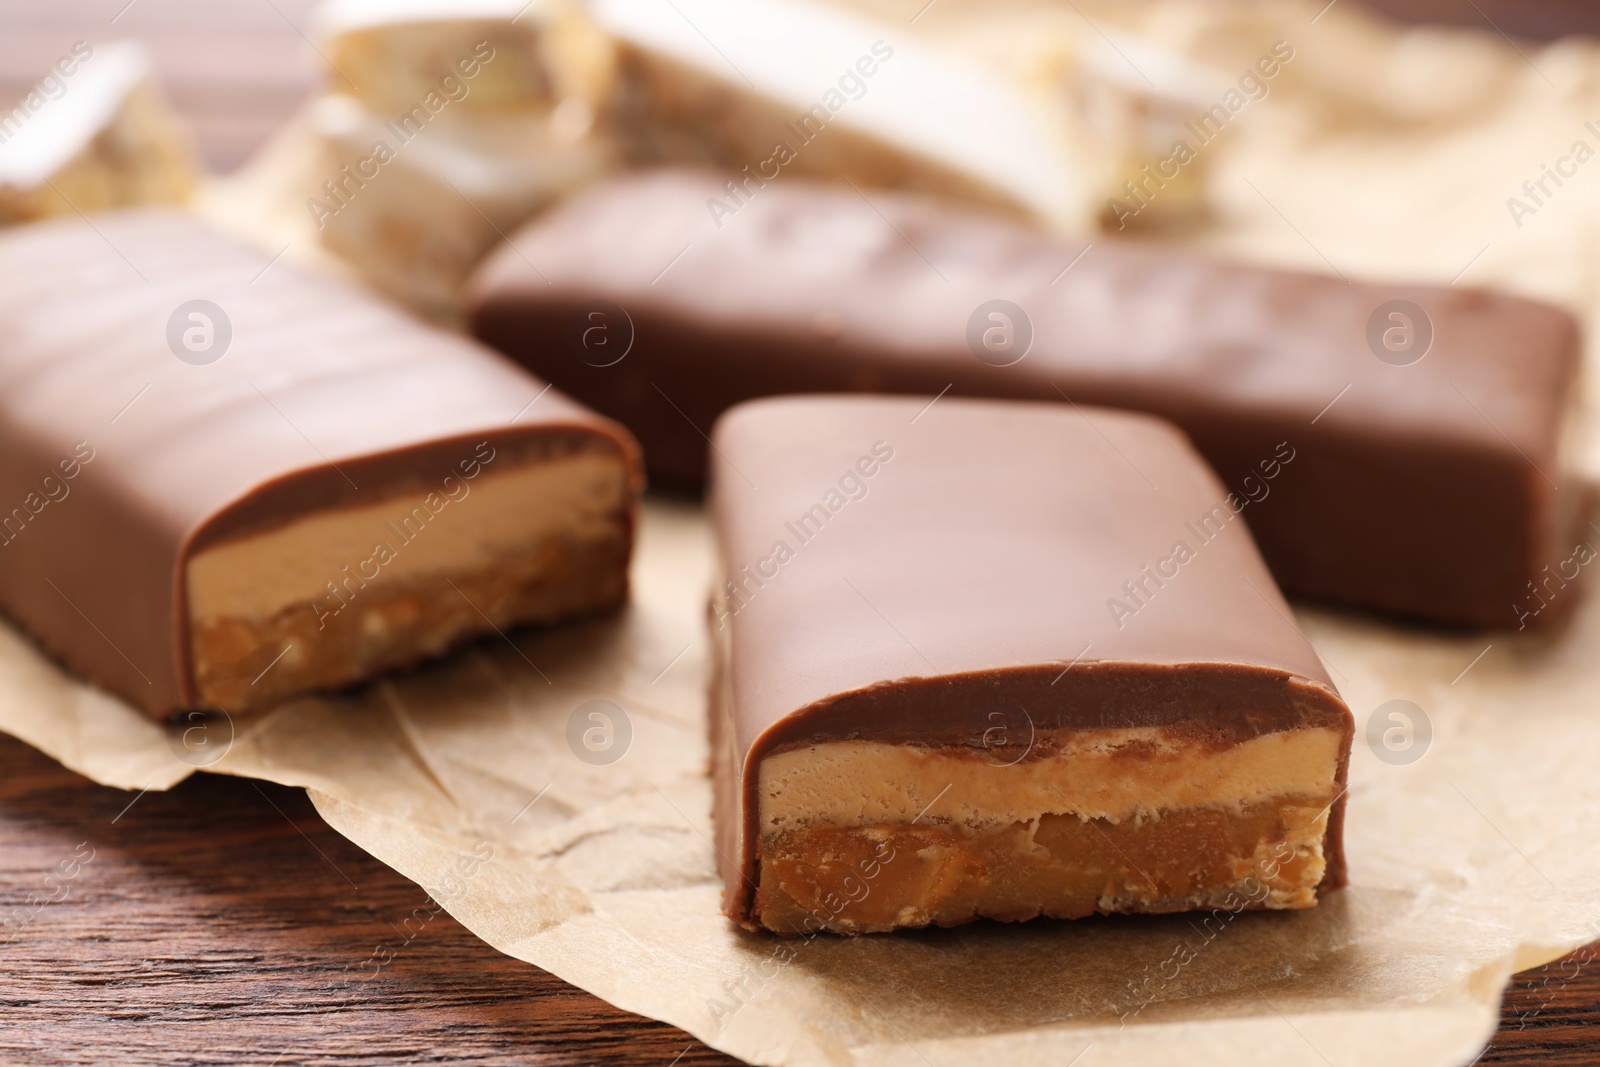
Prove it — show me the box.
[706,395,1353,920]
[468,169,1582,627]
[0,209,639,719]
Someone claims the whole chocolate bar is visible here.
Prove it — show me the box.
[467,169,1582,628]
[0,210,640,720]
[709,395,1353,934]
[582,0,1087,229]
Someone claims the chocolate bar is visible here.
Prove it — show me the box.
[0,42,199,225]
[0,210,640,720]
[311,0,560,118]
[708,395,1353,935]
[302,0,617,314]
[580,0,1089,229]
[303,93,613,315]
[467,169,1582,627]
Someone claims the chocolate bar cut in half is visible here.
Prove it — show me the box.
[0,210,640,720]
[709,395,1353,934]
[467,169,1583,629]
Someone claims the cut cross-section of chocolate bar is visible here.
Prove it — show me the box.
[708,395,1353,935]
[0,210,641,720]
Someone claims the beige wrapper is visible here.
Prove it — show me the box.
[9,1,1600,1064]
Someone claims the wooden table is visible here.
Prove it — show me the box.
[0,734,738,1066]
[0,732,1592,1065]
[3,1,1598,1063]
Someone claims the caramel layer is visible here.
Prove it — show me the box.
[756,795,1330,935]
[750,728,1341,934]
[187,452,631,712]
[192,524,628,712]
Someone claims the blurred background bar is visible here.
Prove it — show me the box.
[3,0,1598,175]
[1361,0,1600,40]
[0,0,319,173]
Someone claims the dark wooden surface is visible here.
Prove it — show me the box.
[0,733,739,1067]
[0,731,1594,1065]
[3,1,1599,1063]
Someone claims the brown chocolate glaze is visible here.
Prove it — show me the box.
[466,168,1583,628]
[706,395,1354,925]
[0,209,641,720]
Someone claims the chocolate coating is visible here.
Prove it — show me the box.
[707,395,1353,923]
[467,169,1582,627]
[0,209,640,719]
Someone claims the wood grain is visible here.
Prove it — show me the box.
[0,734,740,1066]
[0,733,1591,1065]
